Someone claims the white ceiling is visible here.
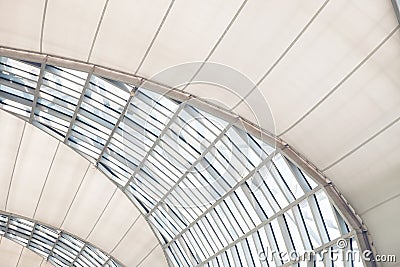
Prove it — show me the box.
[0,0,400,265]
[0,110,167,267]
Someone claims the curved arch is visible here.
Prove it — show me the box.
[0,211,123,266]
[0,51,375,267]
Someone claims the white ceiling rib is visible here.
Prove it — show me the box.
[0,0,399,266]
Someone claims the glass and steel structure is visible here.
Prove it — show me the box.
[0,55,373,267]
[0,212,122,267]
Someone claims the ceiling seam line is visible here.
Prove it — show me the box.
[87,0,110,63]
[15,246,24,267]
[40,0,49,53]
[85,187,117,240]
[146,118,238,216]
[278,24,400,137]
[59,163,91,228]
[322,113,400,172]
[195,185,322,266]
[163,148,281,248]
[109,214,142,254]
[135,243,159,267]
[230,0,330,111]
[134,0,176,75]
[181,0,249,91]
[5,122,26,211]
[33,142,60,219]
[360,192,400,216]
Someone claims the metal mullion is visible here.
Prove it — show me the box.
[136,89,177,115]
[87,81,127,106]
[215,138,247,179]
[78,107,115,132]
[284,157,313,193]
[167,184,207,217]
[64,68,94,143]
[101,146,138,172]
[70,127,104,152]
[190,223,216,258]
[291,205,312,251]
[123,102,185,188]
[153,207,182,236]
[194,186,321,266]
[137,166,172,194]
[184,106,224,134]
[277,214,295,255]
[81,96,121,121]
[200,150,238,189]
[35,103,72,122]
[202,215,225,249]
[180,232,203,264]
[134,91,174,117]
[151,145,187,177]
[44,66,86,87]
[164,193,198,223]
[99,156,132,179]
[74,115,110,141]
[47,231,62,261]
[252,231,269,267]
[0,78,36,95]
[196,219,222,254]
[113,127,149,155]
[225,194,252,232]
[270,163,296,203]
[147,120,236,216]
[157,204,189,232]
[146,153,181,184]
[0,63,39,83]
[127,107,165,135]
[41,78,82,100]
[37,92,77,112]
[204,213,229,248]
[157,137,192,168]
[209,210,234,243]
[241,182,269,220]
[0,87,34,107]
[69,244,86,267]
[184,228,207,261]
[96,89,136,164]
[167,126,202,159]
[163,150,279,248]
[243,238,258,267]
[131,175,165,203]
[231,191,258,228]
[108,134,146,159]
[307,195,330,244]
[219,200,245,236]
[178,235,199,266]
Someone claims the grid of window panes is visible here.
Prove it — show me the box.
[0,56,366,267]
[0,213,122,267]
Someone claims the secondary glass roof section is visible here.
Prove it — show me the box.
[0,212,122,267]
[0,56,367,267]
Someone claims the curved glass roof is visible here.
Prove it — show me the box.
[0,56,369,267]
[0,212,122,267]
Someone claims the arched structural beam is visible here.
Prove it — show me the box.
[0,211,123,267]
[0,49,376,267]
